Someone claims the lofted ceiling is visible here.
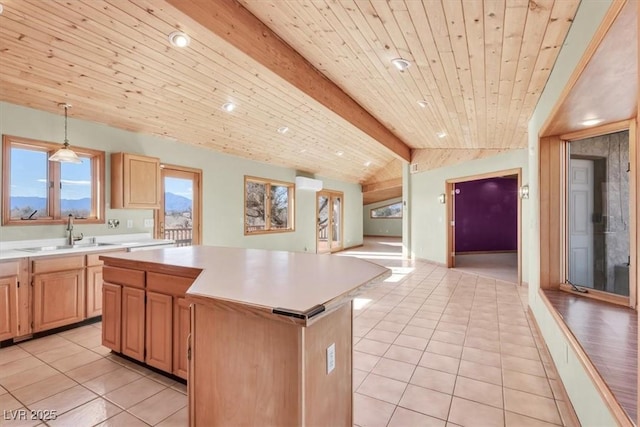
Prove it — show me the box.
[0,0,580,204]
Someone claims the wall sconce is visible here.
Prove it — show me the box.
[438,193,446,204]
[519,184,529,199]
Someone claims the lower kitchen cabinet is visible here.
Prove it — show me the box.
[0,275,17,341]
[173,297,190,379]
[86,265,103,318]
[121,286,145,361]
[32,269,85,333]
[102,283,122,352]
[100,259,195,379]
[146,291,173,372]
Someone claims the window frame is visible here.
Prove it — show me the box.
[369,202,403,219]
[2,134,105,226]
[539,120,636,308]
[244,175,295,235]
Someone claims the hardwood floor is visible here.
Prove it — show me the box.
[544,289,637,421]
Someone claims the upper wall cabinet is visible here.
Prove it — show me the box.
[111,153,161,209]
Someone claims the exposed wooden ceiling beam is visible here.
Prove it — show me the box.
[362,178,403,193]
[165,0,411,162]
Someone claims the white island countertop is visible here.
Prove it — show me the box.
[99,245,390,316]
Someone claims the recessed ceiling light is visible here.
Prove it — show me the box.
[222,102,235,112]
[581,119,603,126]
[336,151,344,156]
[417,100,429,108]
[391,58,411,71]
[364,161,372,167]
[168,31,190,48]
[436,131,447,138]
[277,126,289,134]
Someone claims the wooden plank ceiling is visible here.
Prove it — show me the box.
[0,0,579,204]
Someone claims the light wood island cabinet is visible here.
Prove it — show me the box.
[100,262,195,380]
[110,152,161,209]
[100,246,390,426]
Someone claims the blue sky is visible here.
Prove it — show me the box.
[10,148,91,199]
[165,177,193,200]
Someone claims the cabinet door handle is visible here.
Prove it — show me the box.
[187,333,191,361]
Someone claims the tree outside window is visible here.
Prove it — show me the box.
[245,177,294,234]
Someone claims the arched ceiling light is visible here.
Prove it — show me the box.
[168,31,190,48]
[391,58,411,71]
[222,102,235,112]
[49,103,81,164]
[417,100,429,108]
[277,126,289,134]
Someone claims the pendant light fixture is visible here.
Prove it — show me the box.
[49,103,82,164]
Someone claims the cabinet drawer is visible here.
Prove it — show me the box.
[32,255,85,274]
[103,266,145,289]
[147,272,193,296]
[0,260,21,277]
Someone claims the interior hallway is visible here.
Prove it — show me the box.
[0,237,575,426]
[453,252,519,284]
[340,237,576,426]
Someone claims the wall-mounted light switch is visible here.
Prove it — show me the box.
[127,219,133,228]
[326,343,336,374]
[144,219,154,228]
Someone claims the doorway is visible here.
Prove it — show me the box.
[446,168,522,284]
[155,164,202,246]
[317,190,344,253]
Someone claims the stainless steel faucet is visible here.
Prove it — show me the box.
[66,214,83,245]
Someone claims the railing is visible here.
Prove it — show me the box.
[164,227,193,247]
[246,225,291,233]
[318,224,328,241]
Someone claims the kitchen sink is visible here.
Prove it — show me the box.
[18,242,118,252]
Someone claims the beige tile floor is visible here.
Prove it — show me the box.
[0,323,186,427]
[343,238,577,427]
[0,238,576,426]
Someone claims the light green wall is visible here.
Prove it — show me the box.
[409,149,529,280]
[0,102,363,252]
[527,0,618,425]
[363,197,403,237]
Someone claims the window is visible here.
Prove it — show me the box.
[2,135,105,225]
[370,202,402,218]
[244,176,294,234]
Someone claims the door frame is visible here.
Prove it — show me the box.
[316,189,344,254]
[154,163,203,245]
[445,167,523,285]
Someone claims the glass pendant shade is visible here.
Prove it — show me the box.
[49,141,82,163]
[49,103,81,164]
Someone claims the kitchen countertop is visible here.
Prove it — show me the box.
[0,233,174,260]
[99,246,390,315]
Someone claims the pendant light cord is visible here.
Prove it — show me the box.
[64,104,69,146]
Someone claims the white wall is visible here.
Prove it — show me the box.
[527,0,618,425]
[0,102,363,252]
[363,197,402,237]
[409,149,529,280]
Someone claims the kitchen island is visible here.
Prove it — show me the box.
[99,245,390,426]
